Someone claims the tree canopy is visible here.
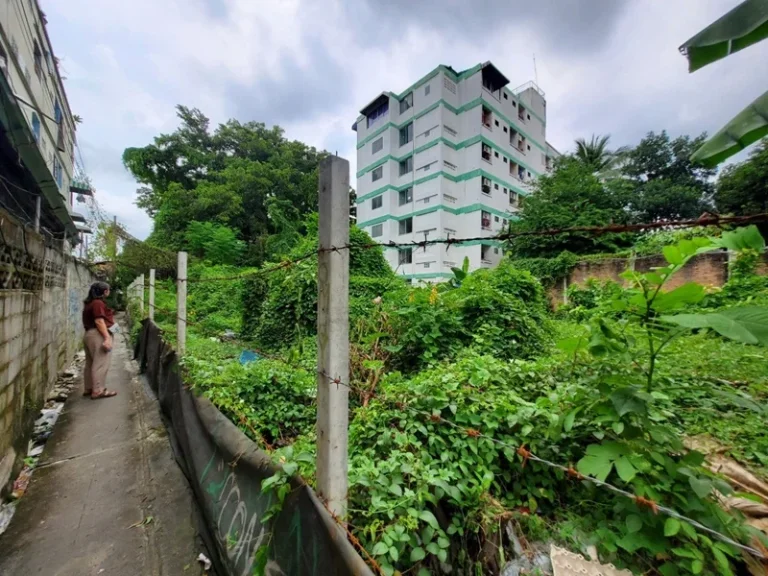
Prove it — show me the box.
[507,157,635,257]
[715,138,768,218]
[622,131,715,221]
[123,105,326,264]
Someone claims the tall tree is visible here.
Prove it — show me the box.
[574,134,626,173]
[715,138,768,231]
[621,130,715,221]
[507,157,635,257]
[123,106,326,262]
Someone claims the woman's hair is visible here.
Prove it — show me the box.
[84,281,110,304]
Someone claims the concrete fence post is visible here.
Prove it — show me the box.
[176,252,188,356]
[316,155,350,519]
[148,269,156,321]
[138,273,145,317]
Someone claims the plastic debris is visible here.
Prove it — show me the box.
[11,467,33,499]
[29,445,44,458]
[0,502,17,536]
[239,350,262,365]
[197,553,212,571]
[550,545,631,576]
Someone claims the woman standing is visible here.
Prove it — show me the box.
[82,282,117,399]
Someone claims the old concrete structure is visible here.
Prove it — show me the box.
[0,207,95,494]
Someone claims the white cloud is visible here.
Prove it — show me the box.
[41,0,768,240]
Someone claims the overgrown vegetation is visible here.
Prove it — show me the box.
[119,111,768,575]
[151,225,768,576]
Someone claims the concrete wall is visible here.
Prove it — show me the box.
[0,207,95,494]
[549,250,768,307]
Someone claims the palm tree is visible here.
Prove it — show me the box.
[574,134,627,173]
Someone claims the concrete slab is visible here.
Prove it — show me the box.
[0,320,210,576]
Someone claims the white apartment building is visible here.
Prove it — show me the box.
[353,62,557,282]
[0,0,80,239]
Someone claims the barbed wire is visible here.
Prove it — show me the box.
[139,212,768,285]
[135,295,767,561]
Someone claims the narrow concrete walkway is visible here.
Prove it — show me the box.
[0,321,208,576]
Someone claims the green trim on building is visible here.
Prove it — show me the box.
[402,272,455,280]
[356,96,546,153]
[356,168,531,204]
[357,133,541,179]
[357,200,518,229]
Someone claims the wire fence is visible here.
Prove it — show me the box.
[140,289,768,563]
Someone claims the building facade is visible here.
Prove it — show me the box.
[0,0,79,239]
[353,62,557,282]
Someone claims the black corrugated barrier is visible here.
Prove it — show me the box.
[135,319,373,576]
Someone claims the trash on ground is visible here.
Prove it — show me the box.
[0,502,17,536]
[550,545,632,576]
[197,553,212,571]
[11,467,33,499]
[239,350,261,365]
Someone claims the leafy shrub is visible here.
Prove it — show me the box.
[241,225,393,348]
[385,265,553,371]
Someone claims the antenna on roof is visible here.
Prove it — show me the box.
[533,53,538,85]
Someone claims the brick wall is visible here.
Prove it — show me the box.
[0,208,96,494]
[549,250,767,307]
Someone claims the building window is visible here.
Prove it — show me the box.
[494,183,499,190]
[367,101,389,128]
[399,187,413,205]
[424,84,431,96]
[482,106,492,128]
[372,223,383,237]
[372,137,383,154]
[503,126,508,133]
[527,114,531,120]
[53,157,63,188]
[444,77,457,94]
[494,215,500,222]
[494,247,499,254]
[527,144,531,151]
[399,217,413,235]
[494,120,500,127]
[503,157,508,163]
[503,187,507,194]
[503,92,508,100]
[527,171,531,177]
[494,151,499,158]
[481,211,491,231]
[481,177,491,195]
[33,40,42,79]
[423,262,431,269]
[513,101,517,107]
[399,122,413,146]
[372,195,383,210]
[31,112,41,141]
[399,248,413,264]
[399,156,413,176]
[400,92,413,114]
[482,143,492,162]
[372,166,383,182]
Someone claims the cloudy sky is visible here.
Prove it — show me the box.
[44,0,768,239]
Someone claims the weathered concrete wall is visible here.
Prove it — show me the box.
[0,207,96,494]
[549,250,768,307]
